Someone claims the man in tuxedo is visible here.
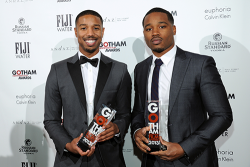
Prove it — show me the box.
[131,7,233,167]
[44,10,131,167]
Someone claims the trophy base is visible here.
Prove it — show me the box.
[147,145,160,153]
[77,141,90,152]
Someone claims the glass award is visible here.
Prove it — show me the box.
[147,100,167,152]
[77,104,116,152]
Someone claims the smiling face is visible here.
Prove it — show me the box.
[74,14,104,58]
[143,12,176,57]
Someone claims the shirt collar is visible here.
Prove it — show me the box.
[152,45,177,66]
[78,50,101,62]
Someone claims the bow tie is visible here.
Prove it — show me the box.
[79,56,99,67]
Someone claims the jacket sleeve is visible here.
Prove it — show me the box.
[44,64,73,158]
[131,65,146,137]
[112,64,132,143]
[179,56,233,163]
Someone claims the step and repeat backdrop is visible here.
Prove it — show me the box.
[1,0,250,166]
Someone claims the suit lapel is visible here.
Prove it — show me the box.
[168,47,191,116]
[140,56,152,112]
[67,53,87,112]
[94,54,112,114]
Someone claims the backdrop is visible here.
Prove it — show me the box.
[1,0,249,166]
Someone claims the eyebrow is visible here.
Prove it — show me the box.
[144,21,168,29]
[79,24,101,27]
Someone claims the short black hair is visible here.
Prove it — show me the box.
[75,10,103,27]
[142,7,174,27]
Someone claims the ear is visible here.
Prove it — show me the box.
[101,27,105,38]
[74,27,77,37]
[172,25,176,35]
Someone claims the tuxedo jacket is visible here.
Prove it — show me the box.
[131,47,233,167]
[44,53,131,167]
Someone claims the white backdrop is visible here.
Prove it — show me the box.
[1,0,250,166]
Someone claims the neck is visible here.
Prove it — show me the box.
[79,48,99,58]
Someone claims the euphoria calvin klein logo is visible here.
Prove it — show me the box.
[12,18,32,34]
[12,70,37,80]
[100,41,126,52]
[213,33,222,41]
[204,33,231,52]
[56,14,73,31]
[15,42,30,58]
[217,149,234,162]
[21,162,37,167]
[204,7,231,20]
[19,139,38,154]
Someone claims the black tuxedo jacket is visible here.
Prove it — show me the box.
[131,47,232,167]
[44,53,131,167]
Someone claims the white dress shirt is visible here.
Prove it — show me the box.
[147,45,176,141]
[78,51,101,125]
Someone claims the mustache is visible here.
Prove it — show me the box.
[83,35,97,40]
[151,36,162,42]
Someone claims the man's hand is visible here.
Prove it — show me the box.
[134,126,151,153]
[98,122,119,142]
[150,136,185,161]
[65,133,95,157]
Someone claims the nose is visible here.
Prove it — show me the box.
[152,28,160,36]
[86,28,95,36]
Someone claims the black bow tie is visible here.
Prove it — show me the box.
[79,56,99,67]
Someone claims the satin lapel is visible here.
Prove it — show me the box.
[67,55,87,112]
[94,54,112,114]
[168,47,191,116]
[139,56,152,112]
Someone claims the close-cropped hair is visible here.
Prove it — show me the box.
[142,7,174,26]
[75,10,103,26]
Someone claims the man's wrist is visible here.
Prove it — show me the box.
[133,128,141,140]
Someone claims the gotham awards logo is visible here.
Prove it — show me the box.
[100,41,127,52]
[204,33,231,52]
[12,70,37,80]
[12,18,32,34]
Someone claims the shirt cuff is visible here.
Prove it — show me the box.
[115,133,120,137]
[133,128,141,140]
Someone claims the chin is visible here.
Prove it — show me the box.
[85,48,96,53]
[152,48,165,53]
[83,46,98,54]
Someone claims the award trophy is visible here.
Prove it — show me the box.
[77,104,116,152]
[147,100,167,152]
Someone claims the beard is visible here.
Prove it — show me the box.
[85,48,97,53]
[152,47,166,53]
[80,44,98,54]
